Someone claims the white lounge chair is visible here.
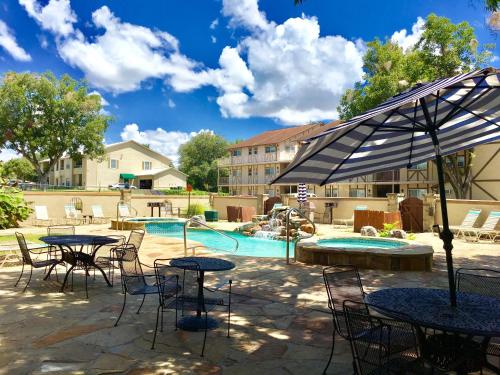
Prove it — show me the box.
[64,204,83,225]
[463,211,500,242]
[451,208,482,238]
[334,205,368,226]
[91,205,110,223]
[33,205,54,226]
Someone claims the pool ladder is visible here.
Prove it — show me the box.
[183,217,239,256]
[285,208,316,264]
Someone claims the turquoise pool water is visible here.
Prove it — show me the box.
[127,218,184,223]
[317,238,406,249]
[145,222,292,258]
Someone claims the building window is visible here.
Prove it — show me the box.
[248,148,253,155]
[265,145,277,153]
[55,163,59,171]
[142,161,152,170]
[231,169,241,177]
[408,162,427,170]
[74,159,82,168]
[60,160,65,170]
[285,144,295,153]
[109,159,119,169]
[265,167,275,175]
[349,188,366,197]
[408,188,428,198]
[253,147,258,155]
[325,186,339,197]
[446,155,466,168]
[248,168,252,176]
[231,149,241,157]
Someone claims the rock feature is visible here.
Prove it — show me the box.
[361,226,378,237]
[189,215,206,227]
[390,229,407,239]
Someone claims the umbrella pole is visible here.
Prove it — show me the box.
[434,152,457,307]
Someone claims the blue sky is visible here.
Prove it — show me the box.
[0,0,498,163]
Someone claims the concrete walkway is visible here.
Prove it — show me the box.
[0,223,498,374]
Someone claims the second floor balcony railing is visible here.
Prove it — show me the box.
[373,170,400,182]
[218,152,280,166]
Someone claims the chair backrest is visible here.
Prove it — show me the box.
[481,211,500,231]
[35,205,49,221]
[15,232,32,265]
[126,229,145,251]
[117,245,146,293]
[355,205,368,211]
[64,204,79,219]
[323,265,366,337]
[91,205,105,218]
[456,268,500,299]
[47,225,75,236]
[118,203,131,218]
[154,258,200,306]
[460,208,482,228]
[161,202,173,216]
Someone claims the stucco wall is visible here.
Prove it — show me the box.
[434,198,500,227]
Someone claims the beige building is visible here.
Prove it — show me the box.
[217,123,500,200]
[40,140,187,190]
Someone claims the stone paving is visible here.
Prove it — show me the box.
[0,223,499,374]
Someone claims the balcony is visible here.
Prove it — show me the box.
[217,153,280,166]
[373,170,400,182]
[219,176,229,185]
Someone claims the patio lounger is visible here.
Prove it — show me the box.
[64,204,83,225]
[333,205,368,226]
[447,208,482,238]
[462,211,500,242]
[91,205,110,223]
[33,205,54,226]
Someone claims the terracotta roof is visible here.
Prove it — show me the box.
[228,121,342,149]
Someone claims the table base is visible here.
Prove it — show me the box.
[177,316,219,331]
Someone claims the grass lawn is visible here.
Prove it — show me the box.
[0,233,44,244]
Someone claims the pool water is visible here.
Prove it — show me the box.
[317,238,406,249]
[145,222,293,258]
[128,218,183,223]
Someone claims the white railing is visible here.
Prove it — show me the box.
[183,217,239,256]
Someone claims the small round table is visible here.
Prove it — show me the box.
[170,256,235,331]
[41,235,119,292]
[366,288,500,373]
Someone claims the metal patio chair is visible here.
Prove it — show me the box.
[343,300,436,375]
[94,235,127,286]
[14,232,63,291]
[456,268,500,370]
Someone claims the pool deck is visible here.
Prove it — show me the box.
[0,222,499,374]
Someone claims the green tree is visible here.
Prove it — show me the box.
[178,132,229,191]
[1,158,37,181]
[0,72,111,182]
[337,14,494,199]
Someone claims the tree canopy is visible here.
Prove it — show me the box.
[178,132,229,191]
[1,158,36,181]
[336,14,494,199]
[0,72,111,182]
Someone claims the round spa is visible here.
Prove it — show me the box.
[296,237,433,271]
[110,217,186,230]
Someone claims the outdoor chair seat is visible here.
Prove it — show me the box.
[32,258,61,268]
[127,275,178,296]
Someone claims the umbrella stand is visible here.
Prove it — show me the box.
[430,130,457,307]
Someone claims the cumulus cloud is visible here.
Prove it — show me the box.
[210,18,219,29]
[19,0,76,37]
[222,0,269,31]
[168,98,176,108]
[120,123,213,165]
[0,148,20,161]
[0,20,31,61]
[391,17,425,52]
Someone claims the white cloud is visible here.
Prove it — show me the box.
[120,123,213,165]
[18,0,76,37]
[168,98,176,108]
[0,20,31,61]
[211,35,217,44]
[0,148,20,162]
[210,18,219,29]
[38,33,49,49]
[391,17,425,52]
[222,0,269,31]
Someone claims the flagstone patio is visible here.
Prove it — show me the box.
[0,224,498,374]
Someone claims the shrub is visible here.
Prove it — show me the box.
[0,188,32,229]
[160,189,210,196]
[379,222,399,237]
[184,203,207,217]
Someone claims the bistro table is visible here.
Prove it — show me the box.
[40,235,119,293]
[366,287,500,373]
[170,256,235,331]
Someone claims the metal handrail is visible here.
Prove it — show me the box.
[285,208,316,264]
[183,217,239,256]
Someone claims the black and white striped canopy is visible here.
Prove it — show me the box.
[273,68,500,186]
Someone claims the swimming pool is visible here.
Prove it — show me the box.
[317,238,406,249]
[145,222,293,258]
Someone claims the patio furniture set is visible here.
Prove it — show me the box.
[14,228,234,356]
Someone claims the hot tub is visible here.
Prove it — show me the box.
[296,237,433,271]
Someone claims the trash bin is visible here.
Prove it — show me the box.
[204,210,219,222]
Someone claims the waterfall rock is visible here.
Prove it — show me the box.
[300,224,314,234]
[361,226,378,237]
[390,229,407,239]
[189,215,206,227]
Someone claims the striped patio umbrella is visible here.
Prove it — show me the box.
[297,183,308,207]
[272,67,500,306]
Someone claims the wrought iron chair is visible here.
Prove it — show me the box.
[153,258,233,356]
[14,232,63,291]
[94,235,127,286]
[343,300,436,375]
[114,244,161,326]
[323,265,367,374]
[45,225,75,277]
[456,268,500,369]
[126,229,145,251]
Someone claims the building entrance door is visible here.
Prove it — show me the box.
[140,179,153,189]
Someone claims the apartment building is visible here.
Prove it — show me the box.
[40,140,187,190]
[218,123,500,200]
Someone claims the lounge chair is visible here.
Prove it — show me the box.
[91,205,111,223]
[334,205,368,226]
[33,205,54,226]
[64,204,83,225]
[447,208,482,238]
[462,211,500,242]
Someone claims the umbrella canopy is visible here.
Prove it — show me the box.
[273,67,500,306]
[297,183,308,205]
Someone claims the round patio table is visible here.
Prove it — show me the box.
[170,256,235,331]
[41,235,119,293]
[366,287,500,373]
